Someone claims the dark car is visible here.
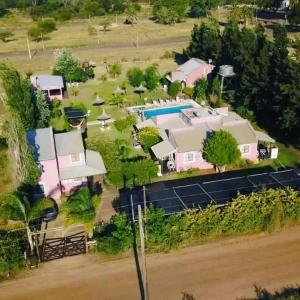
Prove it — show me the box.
[41,206,58,222]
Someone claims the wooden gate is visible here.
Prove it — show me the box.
[40,231,86,262]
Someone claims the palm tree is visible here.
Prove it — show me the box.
[0,193,53,251]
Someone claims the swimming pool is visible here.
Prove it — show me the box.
[144,104,193,119]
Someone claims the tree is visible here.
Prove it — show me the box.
[35,89,51,128]
[80,1,105,19]
[0,193,53,251]
[61,187,100,235]
[203,130,241,172]
[114,139,130,160]
[190,0,220,18]
[108,61,122,78]
[193,79,208,101]
[27,26,43,42]
[0,64,36,130]
[0,30,13,42]
[127,67,144,87]
[124,1,141,24]
[289,1,300,25]
[168,81,181,98]
[144,65,160,90]
[37,19,57,33]
[138,126,161,151]
[152,0,189,24]
[53,49,87,82]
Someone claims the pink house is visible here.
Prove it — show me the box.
[136,106,275,173]
[168,58,215,88]
[30,74,64,100]
[27,127,106,201]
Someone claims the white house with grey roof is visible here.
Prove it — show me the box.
[167,58,215,88]
[27,127,106,201]
[31,74,64,100]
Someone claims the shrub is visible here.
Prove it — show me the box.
[182,87,193,97]
[144,65,160,90]
[0,30,13,43]
[168,81,181,97]
[114,115,137,132]
[37,19,56,33]
[108,62,122,78]
[127,67,144,87]
[94,213,133,255]
[236,105,255,121]
[138,127,161,151]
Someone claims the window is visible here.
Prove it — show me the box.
[184,152,195,163]
[71,153,80,162]
[241,145,250,154]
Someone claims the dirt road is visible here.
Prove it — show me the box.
[1,226,300,300]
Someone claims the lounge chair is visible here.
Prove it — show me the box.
[153,100,159,106]
[159,99,166,105]
[166,99,171,105]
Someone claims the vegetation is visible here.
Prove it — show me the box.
[168,81,181,98]
[152,0,189,24]
[53,49,94,82]
[0,193,53,251]
[127,67,144,87]
[193,79,208,101]
[114,115,137,133]
[203,130,241,172]
[138,126,161,152]
[95,187,300,255]
[144,65,160,90]
[187,21,300,142]
[0,230,27,280]
[61,187,100,235]
[35,90,51,128]
[108,62,122,78]
[0,29,13,42]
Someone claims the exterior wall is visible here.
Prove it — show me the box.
[175,151,214,171]
[61,177,88,195]
[238,143,258,162]
[39,159,61,200]
[170,71,184,82]
[57,153,85,169]
[45,88,63,100]
[186,64,215,87]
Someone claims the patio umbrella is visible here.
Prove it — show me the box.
[134,84,147,103]
[97,109,111,123]
[113,86,125,95]
[92,95,105,106]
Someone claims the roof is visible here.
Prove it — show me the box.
[59,150,106,180]
[27,127,56,161]
[159,116,188,131]
[223,122,257,144]
[255,130,275,143]
[177,58,209,76]
[36,75,64,89]
[54,131,84,155]
[170,125,209,152]
[222,111,243,124]
[151,140,176,160]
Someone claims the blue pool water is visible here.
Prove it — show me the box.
[144,104,193,119]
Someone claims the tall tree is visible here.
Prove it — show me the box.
[0,64,36,130]
[35,90,51,128]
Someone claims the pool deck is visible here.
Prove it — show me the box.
[127,99,200,121]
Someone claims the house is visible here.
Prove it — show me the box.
[27,127,106,201]
[167,58,215,88]
[135,106,277,173]
[30,74,64,100]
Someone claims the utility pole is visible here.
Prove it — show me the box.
[138,205,148,300]
[136,31,139,49]
[143,185,147,240]
[27,36,32,60]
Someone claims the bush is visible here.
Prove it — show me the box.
[236,105,255,121]
[108,62,122,78]
[94,187,300,255]
[114,115,137,132]
[127,67,144,87]
[54,7,76,21]
[94,213,133,255]
[168,81,181,97]
[37,19,56,33]
[144,65,160,90]
[138,127,161,151]
[182,87,193,97]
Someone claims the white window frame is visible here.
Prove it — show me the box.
[241,144,251,155]
[184,152,195,163]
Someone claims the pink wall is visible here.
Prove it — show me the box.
[186,65,214,87]
[171,71,183,82]
[239,143,258,161]
[40,159,61,200]
[175,151,214,171]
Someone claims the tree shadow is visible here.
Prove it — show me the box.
[173,51,188,65]
[239,284,300,299]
